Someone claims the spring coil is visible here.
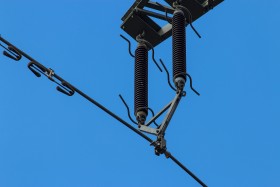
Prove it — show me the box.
[172,9,186,83]
[134,43,148,117]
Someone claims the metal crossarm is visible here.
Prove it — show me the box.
[121,0,223,48]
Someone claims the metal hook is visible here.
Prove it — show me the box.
[119,94,138,125]
[136,35,163,72]
[175,4,202,38]
[56,81,75,96]
[159,59,176,91]
[28,61,74,96]
[28,61,48,78]
[0,43,22,61]
[120,34,135,58]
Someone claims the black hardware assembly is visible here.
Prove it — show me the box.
[1,1,223,187]
[134,40,149,125]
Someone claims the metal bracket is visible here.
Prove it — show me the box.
[139,125,159,135]
[157,90,183,136]
[121,0,174,49]
[153,134,167,156]
[138,90,183,137]
[121,0,223,49]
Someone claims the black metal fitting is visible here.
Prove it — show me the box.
[154,135,167,156]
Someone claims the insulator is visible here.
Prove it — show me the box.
[172,9,186,90]
[134,43,148,124]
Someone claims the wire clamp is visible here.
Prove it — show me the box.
[154,135,167,156]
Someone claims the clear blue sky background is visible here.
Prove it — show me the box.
[0,1,279,187]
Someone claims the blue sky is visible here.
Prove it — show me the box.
[0,1,279,187]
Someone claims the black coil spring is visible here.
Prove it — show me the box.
[172,9,186,81]
[134,44,148,116]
